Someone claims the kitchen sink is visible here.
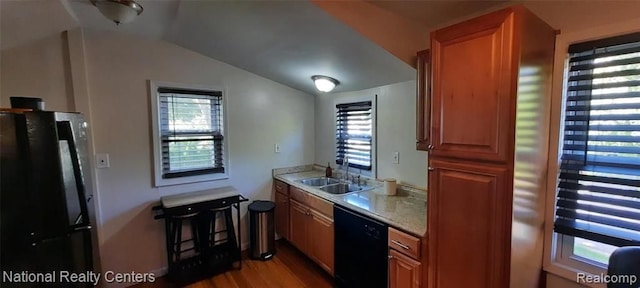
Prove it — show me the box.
[298,177,341,186]
[320,183,370,194]
[297,176,375,195]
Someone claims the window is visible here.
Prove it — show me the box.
[336,101,373,170]
[554,32,640,266]
[150,83,226,186]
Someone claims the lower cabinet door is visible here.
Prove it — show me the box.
[389,249,422,288]
[309,210,334,275]
[289,199,309,254]
[275,192,289,239]
[427,159,508,288]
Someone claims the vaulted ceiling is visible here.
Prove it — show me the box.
[15,1,638,95]
[58,0,510,94]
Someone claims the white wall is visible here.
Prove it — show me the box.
[0,0,78,111]
[1,33,73,111]
[80,29,315,284]
[315,81,427,188]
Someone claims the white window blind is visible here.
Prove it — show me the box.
[158,87,224,179]
[554,32,640,247]
[336,101,372,170]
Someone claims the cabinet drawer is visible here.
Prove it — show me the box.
[290,186,333,219]
[306,194,333,219]
[389,227,421,259]
[274,179,289,195]
[290,186,307,204]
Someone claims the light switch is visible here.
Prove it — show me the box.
[274,143,280,153]
[393,151,399,164]
[96,153,110,169]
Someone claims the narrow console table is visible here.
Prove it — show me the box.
[153,187,248,283]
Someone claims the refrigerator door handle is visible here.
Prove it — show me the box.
[56,121,90,227]
[69,223,92,233]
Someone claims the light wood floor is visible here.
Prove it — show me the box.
[133,240,335,288]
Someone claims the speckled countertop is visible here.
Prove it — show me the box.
[273,167,427,237]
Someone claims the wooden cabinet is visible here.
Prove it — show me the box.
[423,6,555,288]
[430,9,514,163]
[389,249,422,288]
[388,227,423,288]
[427,160,508,288]
[289,199,309,255]
[274,180,290,239]
[275,191,290,239]
[389,227,421,260]
[308,210,334,274]
[288,192,334,275]
[416,49,430,151]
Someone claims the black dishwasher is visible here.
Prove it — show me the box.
[334,205,388,288]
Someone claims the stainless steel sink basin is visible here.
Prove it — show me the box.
[297,176,375,195]
[319,183,369,194]
[298,177,341,186]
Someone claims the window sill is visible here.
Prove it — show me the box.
[154,173,228,187]
[545,260,608,288]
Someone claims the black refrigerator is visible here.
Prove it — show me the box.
[1,110,101,287]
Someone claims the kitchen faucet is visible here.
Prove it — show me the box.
[342,156,349,182]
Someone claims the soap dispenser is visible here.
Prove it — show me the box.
[325,162,333,177]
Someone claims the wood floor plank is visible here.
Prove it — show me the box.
[131,240,334,288]
[210,273,238,288]
[266,257,306,287]
[275,242,333,288]
[226,269,253,288]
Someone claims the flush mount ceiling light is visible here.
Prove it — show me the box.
[91,0,144,25]
[312,75,339,93]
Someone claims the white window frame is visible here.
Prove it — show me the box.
[334,95,377,179]
[149,80,229,187]
[543,20,640,288]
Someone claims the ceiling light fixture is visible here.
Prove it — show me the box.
[312,75,339,93]
[91,0,144,25]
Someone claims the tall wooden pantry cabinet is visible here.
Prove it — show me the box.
[421,6,556,288]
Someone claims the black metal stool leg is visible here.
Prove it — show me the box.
[174,218,183,262]
[190,217,200,253]
[223,207,238,250]
[165,218,174,272]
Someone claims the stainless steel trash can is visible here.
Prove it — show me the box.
[248,200,275,260]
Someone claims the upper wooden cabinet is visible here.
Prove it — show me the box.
[416,49,431,151]
[429,9,516,163]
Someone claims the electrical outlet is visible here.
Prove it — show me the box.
[393,151,399,164]
[96,153,110,169]
[274,143,280,153]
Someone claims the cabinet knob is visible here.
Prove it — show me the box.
[427,144,434,150]
[388,255,393,259]
[428,167,435,171]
